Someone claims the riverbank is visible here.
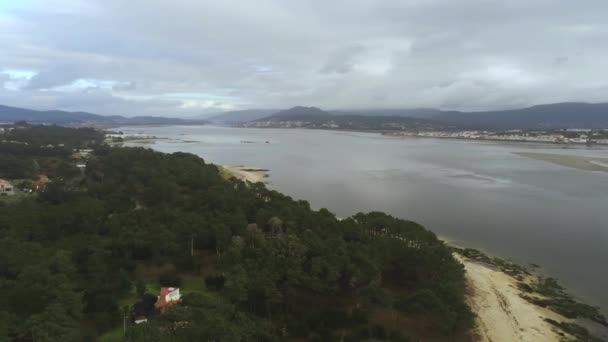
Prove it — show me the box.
[382,132,608,146]
[453,249,607,341]
[219,165,269,183]
[457,255,566,341]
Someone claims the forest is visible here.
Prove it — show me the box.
[0,125,473,341]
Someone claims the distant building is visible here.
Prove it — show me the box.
[0,179,15,196]
[132,287,182,324]
[156,287,181,312]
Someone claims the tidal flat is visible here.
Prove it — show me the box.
[514,152,608,172]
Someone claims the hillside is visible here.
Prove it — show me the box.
[205,109,279,124]
[246,106,446,131]
[0,104,207,127]
[434,102,608,129]
[331,108,447,119]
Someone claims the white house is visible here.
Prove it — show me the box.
[0,179,15,196]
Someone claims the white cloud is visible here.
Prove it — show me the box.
[0,0,608,115]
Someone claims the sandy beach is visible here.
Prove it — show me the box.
[455,254,575,342]
[220,165,269,183]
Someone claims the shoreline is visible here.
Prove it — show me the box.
[382,132,602,146]
[455,254,566,342]
[452,248,608,341]
[216,164,608,341]
[238,125,608,147]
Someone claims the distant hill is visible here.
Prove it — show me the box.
[263,106,332,121]
[246,106,446,130]
[331,108,446,119]
[206,109,279,124]
[246,103,608,130]
[0,104,114,124]
[0,104,207,126]
[433,103,608,129]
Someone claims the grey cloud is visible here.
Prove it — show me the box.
[25,66,81,90]
[320,46,366,74]
[112,82,137,91]
[1,0,608,115]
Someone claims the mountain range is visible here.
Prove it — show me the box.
[2,102,608,130]
[430,103,608,129]
[0,105,207,126]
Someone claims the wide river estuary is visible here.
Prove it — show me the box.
[121,125,608,314]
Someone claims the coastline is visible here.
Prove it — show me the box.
[239,125,608,147]
[456,254,568,341]
[453,249,608,341]
[218,163,607,341]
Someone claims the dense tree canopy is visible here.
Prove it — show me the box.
[0,125,473,341]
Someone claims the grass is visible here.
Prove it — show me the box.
[181,274,207,294]
[97,326,124,342]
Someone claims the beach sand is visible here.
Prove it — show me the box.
[455,254,572,342]
[220,165,269,183]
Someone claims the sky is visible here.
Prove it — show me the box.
[1,0,608,117]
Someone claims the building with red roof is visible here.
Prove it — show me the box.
[155,287,181,312]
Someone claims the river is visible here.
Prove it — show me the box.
[120,125,608,313]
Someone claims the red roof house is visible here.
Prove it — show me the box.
[156,287,181,312]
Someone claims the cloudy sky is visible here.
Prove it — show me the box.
[1,0,608,116]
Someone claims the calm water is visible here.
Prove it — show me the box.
[121,125,608,313]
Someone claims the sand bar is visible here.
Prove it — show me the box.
[455,254,573,342]
[514,152,608,172]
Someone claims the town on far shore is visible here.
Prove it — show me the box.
[384,128,608,145]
